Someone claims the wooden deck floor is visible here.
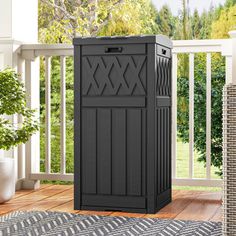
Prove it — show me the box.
[0,185,222,222]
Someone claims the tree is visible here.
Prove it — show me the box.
[99,0,158,36]
[176,0,191,78]
[39,0,126,43]
[182,0,191,40]
[156,5,174,37]
[211,5,236,39]
[200,11,212,39]
[225,0,236,7]
[192,9,201,39]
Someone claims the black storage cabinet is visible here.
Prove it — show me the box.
[74,35,172,214]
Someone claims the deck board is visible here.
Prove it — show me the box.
[174,191,222,221]
[0,185,222,222]
[210,206,222,222]
[145,190,203,219]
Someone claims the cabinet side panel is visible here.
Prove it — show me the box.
[156,53,172,210]
[146,43,157,213]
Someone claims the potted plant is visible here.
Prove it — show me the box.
[0,68,39,203]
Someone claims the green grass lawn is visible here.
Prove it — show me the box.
[176,142,220,179]
[175,141,221,191]
[42,141,221,191]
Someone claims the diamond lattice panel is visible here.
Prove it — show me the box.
[82,55,147,96]
[156,56,171,96]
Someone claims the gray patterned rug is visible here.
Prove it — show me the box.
[0,211,222,236]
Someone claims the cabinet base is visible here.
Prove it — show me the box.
[75,189,172,214]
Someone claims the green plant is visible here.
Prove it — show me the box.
[0,68,39,151]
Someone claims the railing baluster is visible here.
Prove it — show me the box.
[172,53,178,178]
[17,56,25,180]
[206,53,212,179]
[189,53,194,179]
[225,57,233,85]
[23,52,40,189]
[60,56,66,175]
[45,56,51,174]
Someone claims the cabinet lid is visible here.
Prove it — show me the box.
[73,35,172,48]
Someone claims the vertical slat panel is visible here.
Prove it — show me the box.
[189,53,194,179]
[206,53,212,179]
[163,108,167,190]
[112,109,126,195]
[158,107,171,191]
[157,109,161,194]
[97,109,111,195]
[82,109,97,194]
[74,45,81,208]
[165,108,168,189]
[45,56,51,174]
[166,108,170,189]
[60,56,66,174]
[127,109,142,196]
[141,109,146,196]
[167,108,171,188]
[161,108,164,191]
[172,53,177,178]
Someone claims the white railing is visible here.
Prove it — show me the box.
[14,39,232,187]
[19,44,74,184]
[172,39,230,187]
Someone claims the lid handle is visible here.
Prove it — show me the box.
[162,49,167,55]
[105,47,123,53]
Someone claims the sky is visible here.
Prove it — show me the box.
[152,0,226,15]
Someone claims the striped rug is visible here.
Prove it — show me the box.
[0,211,221,236]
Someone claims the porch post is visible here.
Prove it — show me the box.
[222,30,236,235]
[0,0,40,189]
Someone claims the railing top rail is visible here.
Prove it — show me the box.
[21,44,73,50]
[173,39,229,46]
[173,39,230,53]
[21,39,229,48]
[21,44,73,57]
[19,38,231,56]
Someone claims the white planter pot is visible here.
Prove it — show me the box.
[0,158,15,203]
